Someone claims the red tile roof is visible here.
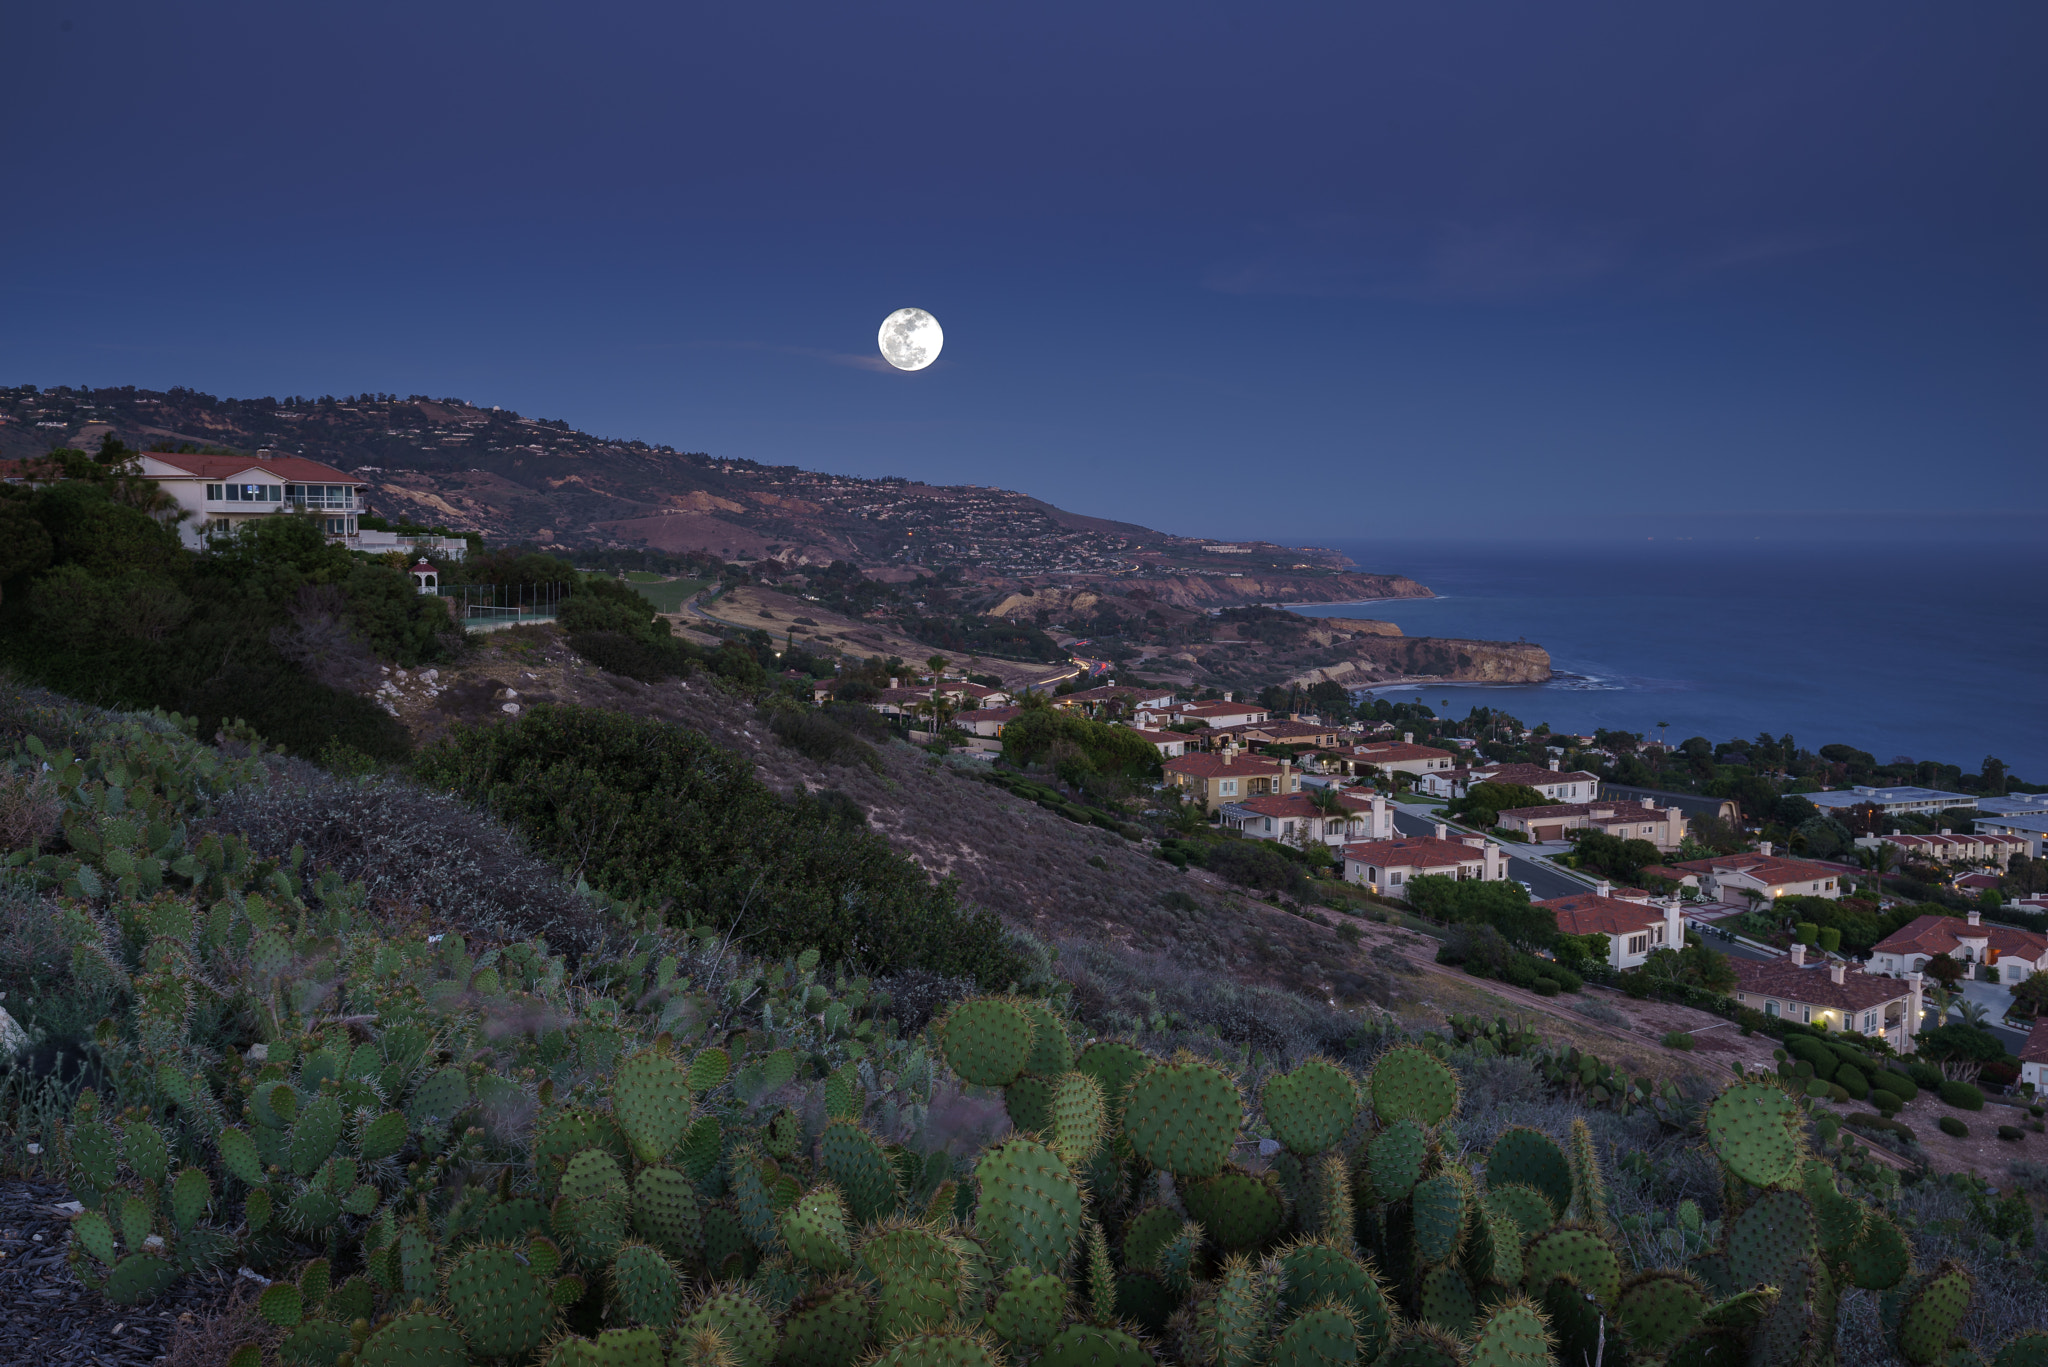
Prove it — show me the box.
[1497,800,1668,824]
[1539,893,1668,938]
[1671,853,1842,888]
[1728,959,1911,1012]
[1228,793,1325,819]
[2021,1022,2048,1066]
[1348,742,1453,763]
[1165,753,1285,779]
[1341,836,1489,869]
[1871,914,2048,963]
[1470,764,1601,788]
[142,451,360,483]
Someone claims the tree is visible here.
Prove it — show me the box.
[1402,876,1554,949]
[1445,782,1550,828]
[2010,970,2048,1018]
[0,497,54,603]
[1924,952,1966,988]
[1954,999,1991,1028]
[1914,1020,2007,1065]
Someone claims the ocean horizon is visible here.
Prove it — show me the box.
[1286,537,2048,781]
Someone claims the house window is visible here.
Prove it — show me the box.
[1628,935,1647,954]
[1801,1006,1811,1022]
[1765,1000,1780,1017]
[1863,1011,1876,1032]
[1220,780,1238,796]
[1390,871,1404,885]
[206,484,222,500]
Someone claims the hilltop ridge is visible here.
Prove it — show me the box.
[0,383,1428,611]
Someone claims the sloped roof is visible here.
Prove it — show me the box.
[1539,893,1667,938]
[1341,836,1488,869]
[141,451,359,483]
[1729,959,1909,1011]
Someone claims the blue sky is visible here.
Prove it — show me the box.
[2,2,2042,542]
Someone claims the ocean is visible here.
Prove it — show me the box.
[1286,538,2048,781]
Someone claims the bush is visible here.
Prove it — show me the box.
[1979,1060,2020,1087]
[1871,1069,1917,1102]
[1939,1079,1986,1111]
[1872,1090,1902,1116]
[1829,1083,1851,1104]
[1940,1116,1970,1138]
[1835,1063,1870,1100]
[1661,1030,1695,1051]
[762,704,881,771]
[1906,1060,1947,1090]
[412,704,1021,984]
[1785,1035,1836,1081]
[1204,839,1313,900]
[1998,1125,2024,1142]
[1532,977,1560,997]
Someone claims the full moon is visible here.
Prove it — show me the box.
[878,307,943,371]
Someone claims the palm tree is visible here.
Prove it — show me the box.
[1955,998,1992,1029]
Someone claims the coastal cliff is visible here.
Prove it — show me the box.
[1118,570,1432,610]
[1286,636,1553,687]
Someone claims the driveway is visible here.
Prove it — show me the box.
[1386,807,1590,901]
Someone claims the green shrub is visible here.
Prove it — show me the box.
[1906,1060,1946,1090]
[1531,977,1560,997]
[1829,1083,1851,1104]
[412,704,1020,984]
[1871,1069,1917,1102]
[1845,1112,1914,1140]
[1871,1090,1901,1116]
[1939,1079,1985,1111]
[1661,1031,1695,1051]
[1940,1116,1969,1138]
[1795,922,1818,946]
[1817,927,1842,952]
[1834,1063,1870,1100]
[1997,1125,2024,1142]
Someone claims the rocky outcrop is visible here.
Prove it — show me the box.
[1286,637,1551,687]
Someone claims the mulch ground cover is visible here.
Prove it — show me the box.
[0,1178,239,1366]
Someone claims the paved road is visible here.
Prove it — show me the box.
[1386,808,1587,900]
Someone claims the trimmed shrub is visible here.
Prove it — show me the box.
[1906,1060,1946,1090]
[1939,1079,1986,1111]
[1795,922,1819,945]
[1532,977,1561,997]
[1661,1030,1696,1051]
[1939,1116,1969,1138]
[1871,1069,1917,1103]
[1835,1063,1870,1100]
[1830,1083,1851,1104]
[1998,1125,2024,1142]
[1817,927,1842,952]
[1871,1090,1902,1117]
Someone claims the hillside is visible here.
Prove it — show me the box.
[0,383,1427,608]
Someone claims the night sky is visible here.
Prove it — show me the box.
[2,2,2041,541]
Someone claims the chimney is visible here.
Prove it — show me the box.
[1222,750,1233,766]
[1939,827,1950,836]
[1828,961,1846,985]
[1548,759,1560,771]
[1905,972,1925,1039]
[1595,880,1612,898]
[1790,943,1806,967]
[1223,691,1234,702]
[1758,841,1773,857]
[1967,909,1980,926]
[1403,731,1413,744]
[1433,822,1447,841]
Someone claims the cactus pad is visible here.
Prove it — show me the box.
[613,1046,696,1164]
[986,1265,1070,1347]
[609,1239,682,1326]
[1367,1046,1460,1127]
[860,1221,963,1285]
[1703,1080,1803,1189]
[121,1120,170,1186]
[1201,1252,1278,1367]
[1367,1118,1432,1204]
[1728,1189,1817,1292]
[873,1275,956,1339]
[446,1241,560,1357]
[1020,1001,1075,1077]
[359,1109,408,1163]
[1484,1130,1572,1222]
[1271,1304,1360,1367]
[776,1282,872,1367]
[1992,1333,2048,1367]
[633,1165,704,1263]
[1462,1201,1524,1288]
[103,1252,178,1304]
[1277,1239,1395,1358]
[257,1281,302,1328]
[868,1327,1004,1367]
[1036,1325,1154,1367]
[1122,1056,1241,1179]
[821,1122,901,1225]
[937,998,1037,1087]
[72,1209,117,1265]
[354,1311,468,1367]
[536,1110,632,1198]
[1263,1058,1363,1157]
[1522,1225,1620,1310]
[1469,1298,1553,1367]
[1004,1076,1053,1136]
[216,1126,265,1185]
[408,1065,471,1126]
[1122,1205,1188,1270]
[1076,1040,1151,1125]
[1411,1171,1469,1267]
[1843,1209,1911,1291]
[781,1187,853,1273]
[1419,1266,1477,1335]
[974,1136,1086,1275]
[1051,1072,1107,1167]
[1379,1322,1471,1367]
[1616,1270,1709,1355]
[1901,1262,1975,1367]
[684,1285,779,1367]
[1183,1167,1287,1252]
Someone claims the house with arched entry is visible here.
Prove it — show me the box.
[1730,946,1924,1053]
[1868,910,2048,986]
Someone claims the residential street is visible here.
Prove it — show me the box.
[1386,806,1588,900]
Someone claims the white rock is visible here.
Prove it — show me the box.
[245,1043,268,1062]
[0,1005,28,1056]
[502,702,521,714]
[142,1235,165,1250]
[53,1201,82,1214]
[25,1143,41,1156]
